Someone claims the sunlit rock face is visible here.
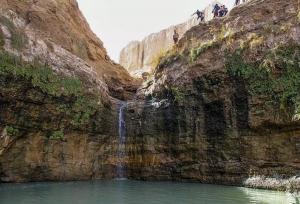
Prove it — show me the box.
[0,0,140,100]
[119,1,221,78]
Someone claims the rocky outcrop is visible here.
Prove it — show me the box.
[119,1,221,77]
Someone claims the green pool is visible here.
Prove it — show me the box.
[0,180,298,204]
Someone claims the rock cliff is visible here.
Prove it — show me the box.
[122,0,300,190]
[119,1,220,77]
[0,0,299,191]
[0,0,137,182]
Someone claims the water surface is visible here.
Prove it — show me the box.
[0,180,299,204]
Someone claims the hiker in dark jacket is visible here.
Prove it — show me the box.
[192,9,204,22]
[212,4,220,17]
[173,29,179,44]
[218,5,228,17]
[235,0,240,5]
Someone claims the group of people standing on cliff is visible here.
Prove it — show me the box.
[212,4,229,18]
[173,3,229,45]
[191,3,229,24]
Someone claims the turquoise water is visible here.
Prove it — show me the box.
[0,180,299,204]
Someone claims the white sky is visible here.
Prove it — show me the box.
[77,0,235,62]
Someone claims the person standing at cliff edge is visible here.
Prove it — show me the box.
[212,3,220,18]
[173,29,179,45]
[192,9,204,23]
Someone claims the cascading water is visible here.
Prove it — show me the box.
[117,102,127,179]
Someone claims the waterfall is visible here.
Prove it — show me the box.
[117,102,127,179]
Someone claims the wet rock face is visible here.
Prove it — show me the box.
[0,68,122,182]
[124,71,300,184]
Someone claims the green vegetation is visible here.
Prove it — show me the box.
[5,126,19,137]
[0,52,83,97]
[262,23,292,37]
[50,130,64,140]
[169,86,185,103]
[226,45,300,113]
[0,16,28,50]
[70,96,98,126]
[190,40,220,62]
[152,47,181,70]
[0,51,101,127]
[158,53,181,69]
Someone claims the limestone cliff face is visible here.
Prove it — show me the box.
[119,2,220,77]
[119,19,197,77]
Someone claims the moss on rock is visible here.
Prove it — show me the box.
[0,51,102,128]
[226,45,300,114]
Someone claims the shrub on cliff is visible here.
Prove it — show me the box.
[190,40,220,62]
[0,52,83,97]
[50,130,64,140]
[169,86,185,103]
[5,126,19,137]
[152,47,182,71]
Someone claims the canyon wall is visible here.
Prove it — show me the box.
[0,0,299,191]
[119,1,221,77]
